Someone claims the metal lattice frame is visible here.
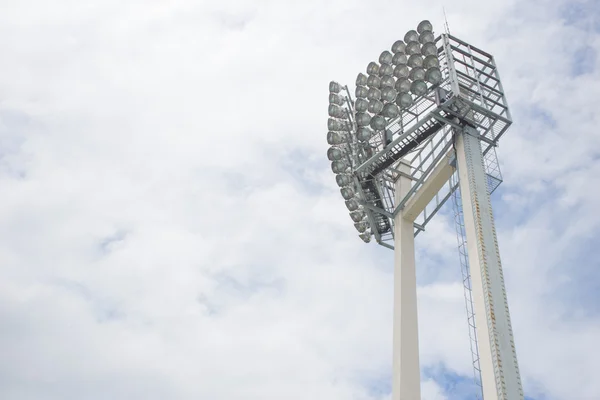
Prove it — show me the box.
[335,34,511,249]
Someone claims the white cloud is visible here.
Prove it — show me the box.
[0,0,599,399]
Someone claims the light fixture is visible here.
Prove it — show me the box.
[329,93,344,105]
[336,174,352,187]
[327,131,347,145]
[367,75,381,88]
[392,52,408,65]
[341,187,355,200]
[328,118,346,131]
[410,80,428,96]
[379,51,393,65]
[357,127,373,142]
[367,88,382,101]
[408,54,423,68]
[378,64,394,77]
[331,160,348,173]
[391,40,406,53]
[356,73,368,87]
[355,98,369,112]
[417,20,433,34]
[425,67,442,84]
[382,103,400,118]
[409,67,426,81]
[359,231,372,243]
[327,147,344,161]
[404,30,419,43]
[395,77,411,93]
[381,76,395,88]
[329,81,342,93]
[367,62,379,75]
[423,54,439,69]
[355,112,372,127]
[421,42,437,57]
[368,99,384,114]
[381,87,398,103]
[406,41,421,55]
[370,115,386,130]
[328,104,344,118]
[350,210,366,222]
[396,92,414,108]
[354,221,369,233]
[394,65,410,78]
[419,31,435,44]
[345,199,360,211]
[355,86,369,99]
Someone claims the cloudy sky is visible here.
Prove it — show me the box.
[0,0,599,399]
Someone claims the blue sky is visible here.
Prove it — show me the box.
[0,0,599,399]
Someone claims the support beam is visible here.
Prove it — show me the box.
[392,160,421,400]
[402,151,455,222]
[455,129,523,400]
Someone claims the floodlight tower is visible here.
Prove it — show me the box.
[325,21,523,400]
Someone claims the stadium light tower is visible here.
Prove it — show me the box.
[326,21,523,400]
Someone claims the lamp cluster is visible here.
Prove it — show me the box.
[327,20,441,244]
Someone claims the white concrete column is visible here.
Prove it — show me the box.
[391,160,421,400]
[455,129,524,400]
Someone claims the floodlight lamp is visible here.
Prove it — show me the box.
[381,76,395,88]
[331,160,348,173]
[410,80,428,96]
[327,131,347,145]
[354,221,369,233]
[381,87,397,103]
[417,20,433,34]
[368,99,384,114]
[409,67,425,81]
[328,118,346,131]
[367,62,380,75]
[336,173,352,187]
[423,54,440,69]
[379,51,393,65]
[355,98,369,112]
[357,127,373,142]
[378,64,394,77]
[393,65,410,79]
[350,210,366,222]
[396,92,414,109]
[419,31,435,44]
[355,86,369,99]
[359,231,372,243]
[391,40,406,54]
[327,146,344,161]
[356,73,368,87]
[406,41,421,55]
[404,30,419,43]
[425,67,442,84]
[341,187,355,200]
[421,42,437,57]
[328,104,345,118]
[408,54,423,68]
[370,115,386,130]
[356,112,372,127]
[395,77,411,93]
[367,88,382,101]
[367,75,381,88]
[329,93,344,105]
[392,52,408,66]
[329,81,342,93]
[345,199,360,211]
[382,103,400,118]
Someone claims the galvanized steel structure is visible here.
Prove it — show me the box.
[326,21,523,400]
